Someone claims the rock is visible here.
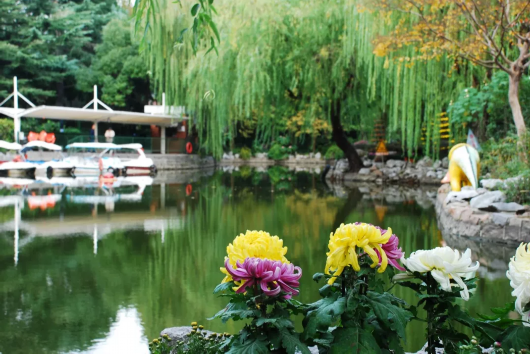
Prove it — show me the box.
[334,159,349,173]
[160,326,215,348]
[234,154,240,159]
[356,149,367,157]
[480,179,504,190]
[362,158,373,167]
[416,156,433,168]
[358,168,371,175]
[445,189,479,204]
[442,157,449,169]
[470,191,506,209]
[288,155,295,160]
[492,213,512,226]
[487,202,527,213]
[426,170,437,178]
[314,152,321,160]
[371,169,383,177]
[433,160,442,169]
[255,153,267,159]
[505,176,523,185]
[386,159,406,169]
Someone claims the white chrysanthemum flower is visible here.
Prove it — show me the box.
[393,247,479,301]
[506,243,530,326]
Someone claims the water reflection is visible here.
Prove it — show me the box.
[0,167,517,353]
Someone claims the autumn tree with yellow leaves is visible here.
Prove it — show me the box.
[372,0,530,142]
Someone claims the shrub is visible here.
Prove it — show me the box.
[267,143,288,160]
[481,133,530,179]
[324,145,344,159]
[239,146,252,160]
[501,172,530,205]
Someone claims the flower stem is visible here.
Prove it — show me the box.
[426,273,436,354]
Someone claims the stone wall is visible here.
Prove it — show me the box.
[327,156,448,185]
[149,154,215,170]
[435,184,530,244]
[219,152,328,167]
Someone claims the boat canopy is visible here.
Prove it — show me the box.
[21,141,62,152]
[118,143,143,150]
[66,142,120,150]
[0,141,22,151]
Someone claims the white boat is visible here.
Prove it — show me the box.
[64,142,126,176]
[21,141,75,177]
[0,140,36,177]
[119,144,157,176]
[0,177,36,188]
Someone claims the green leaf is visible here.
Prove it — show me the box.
[213,281,234,294]
[191,3,200,16]
[204,13,220,42]
[498,325,530,351]
[177,28,188,43]
[303,293,345,339]
[279,328,311,354]
[491,302,515,316]
[227,335,269,354]
[209,300,257,323]
[447,304,475,330]
[313,273,325,282]
[365,292,413,340]
[331,327,381,354]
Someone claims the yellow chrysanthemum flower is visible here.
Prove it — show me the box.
[325,223,392,284]
[220,230,289,283]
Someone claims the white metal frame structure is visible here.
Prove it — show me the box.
[0,77,187,151]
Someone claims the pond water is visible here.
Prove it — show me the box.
[0,167,517,354]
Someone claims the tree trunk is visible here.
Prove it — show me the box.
[330,99,364,172]
[508,71,527,140]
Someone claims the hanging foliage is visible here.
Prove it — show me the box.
[138,0,480,159]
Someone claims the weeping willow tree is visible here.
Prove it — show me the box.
[139,0,481,167]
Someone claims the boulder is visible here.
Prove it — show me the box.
[358,168,371,175]
[442,157,449,169]
[445,189,479,204]
[386,159,406,169]
[426,170,437,178]
[484,202,527,213]
[470,191,506,209]
[362,158,373,167]
[334,159,349,173]
[433,160,442,169]
[480,179,504,190]
[160,326,215,348]
[416,156,433,168]
[314,152,322,160]
[234,154,240,159]
[255,152,268,159]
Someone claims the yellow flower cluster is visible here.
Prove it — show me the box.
[325,223,392,284]
[220,230,289,283]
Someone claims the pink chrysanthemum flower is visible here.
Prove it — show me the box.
[224,257,302,299]
[354,223,406,271]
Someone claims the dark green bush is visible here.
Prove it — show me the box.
[267,143,289,160]
[239,146,252,160]
[324,145,344,159]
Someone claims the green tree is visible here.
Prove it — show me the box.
[76,18,151,111]
[0,0,119,107]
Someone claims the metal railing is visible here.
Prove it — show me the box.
[64,135,197,154]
